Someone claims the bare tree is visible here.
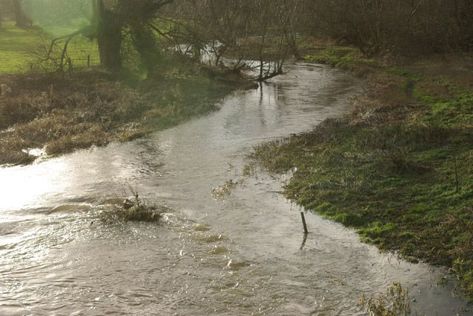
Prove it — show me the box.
[164,0,299,81]
[304,0,473,55]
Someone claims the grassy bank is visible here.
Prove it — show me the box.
[0,63,238,166]
[0,22,99,73]
[0,24,252,166]
[252,45,473,298]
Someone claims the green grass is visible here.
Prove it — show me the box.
[252,51,473,299]
[417,85,473,128]
[39,18,92,37]
[304,46,379,74]
[0,21,99,74]
[0,22,44,73]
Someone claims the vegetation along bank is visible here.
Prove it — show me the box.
[0,0,261,166]
[1,0,473,302]
[252,45,473,299]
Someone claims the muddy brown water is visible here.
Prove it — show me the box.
[0,63,471,315]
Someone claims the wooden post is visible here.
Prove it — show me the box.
[300,232,308,250]
[300,212,309,234]
[87,55,91,67]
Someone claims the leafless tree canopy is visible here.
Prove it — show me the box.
[7,0,472,75]
[300,0,473,55]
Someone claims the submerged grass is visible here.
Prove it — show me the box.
[253,48,473,299]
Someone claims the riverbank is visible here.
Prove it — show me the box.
[0,64,248,166]
[0,22,259,166]
[252,46,473,299]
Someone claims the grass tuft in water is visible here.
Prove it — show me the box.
[100,191,167,223]
[360,283,411,316]
[120,189,163,222]
[211,179,239,200]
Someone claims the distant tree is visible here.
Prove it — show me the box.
[23,0,93,27]
[301,0,473,55]
[0,0,11,28]
[12,0,32,28]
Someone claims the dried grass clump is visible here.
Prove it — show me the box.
[360,283,411,316]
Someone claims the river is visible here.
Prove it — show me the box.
[0,63,471,315]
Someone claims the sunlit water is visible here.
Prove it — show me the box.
[0,63,471,315]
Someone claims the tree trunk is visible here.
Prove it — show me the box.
[130,23,161,75]
[95,0,122,72]
[286,32,300,59]
[12,0,31,28]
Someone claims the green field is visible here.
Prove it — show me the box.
[0,22,99,74]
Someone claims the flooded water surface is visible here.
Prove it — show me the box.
[0,64,471,315]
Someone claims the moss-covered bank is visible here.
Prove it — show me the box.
[252,46,473,299]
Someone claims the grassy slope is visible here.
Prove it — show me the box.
[252,46,473,299]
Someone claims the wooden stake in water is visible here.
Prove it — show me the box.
[300,212,309,234]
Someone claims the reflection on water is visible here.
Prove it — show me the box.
[0,63,471,315]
